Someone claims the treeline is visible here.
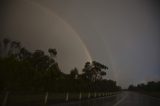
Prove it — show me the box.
[0,38,121,93]
[128,81,160,92]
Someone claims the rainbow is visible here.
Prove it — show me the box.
[25,0,92,62]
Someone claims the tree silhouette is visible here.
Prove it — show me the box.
[48,48,57,58]
[2,38,10,57]
[0,38,121,93]
[82,61,108,82]
[8,41,21,58]
[128,81,160,92]
[19,47,31,60]
[3,38,10,48]
[70,68,79,79]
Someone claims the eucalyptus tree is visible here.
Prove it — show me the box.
[19,47,32,60]
[92,61,108,81]
[3,38,10,49]
[70,68,79,79]
[82,62,92,81]
[8,41,21,59]
[82,61,108,82]
[2,38,10,57]
[48,48,57,58]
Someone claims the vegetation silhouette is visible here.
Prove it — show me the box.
[128,81,160,98]
[128,81,160,92]
[0,38,121,93]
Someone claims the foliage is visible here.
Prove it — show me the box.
[128,81,160,92]
[0,38,121,93]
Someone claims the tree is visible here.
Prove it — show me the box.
[128,81,160,92]
[92,61,108,80]
[0,38,121,93]
[70,68,79,79]
[19,47,31,60]
[48,48,57,58]
[82,61,108,82]
[82,62,92,81]
[8,41,21,58]
[3,38,10,48]
[128,85,136,90]
[2,38,10,57]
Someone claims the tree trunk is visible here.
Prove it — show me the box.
[65,92,69,101]
[44,92,48,105]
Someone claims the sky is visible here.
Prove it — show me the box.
[0,0,160,88]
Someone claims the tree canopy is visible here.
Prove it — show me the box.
[0,38,121,93]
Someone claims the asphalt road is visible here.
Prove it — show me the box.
[51,91,160,106]
[112,91,160,106]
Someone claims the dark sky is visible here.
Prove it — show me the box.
[1,0,160,88]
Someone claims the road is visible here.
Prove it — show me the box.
[51,91,160,106]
